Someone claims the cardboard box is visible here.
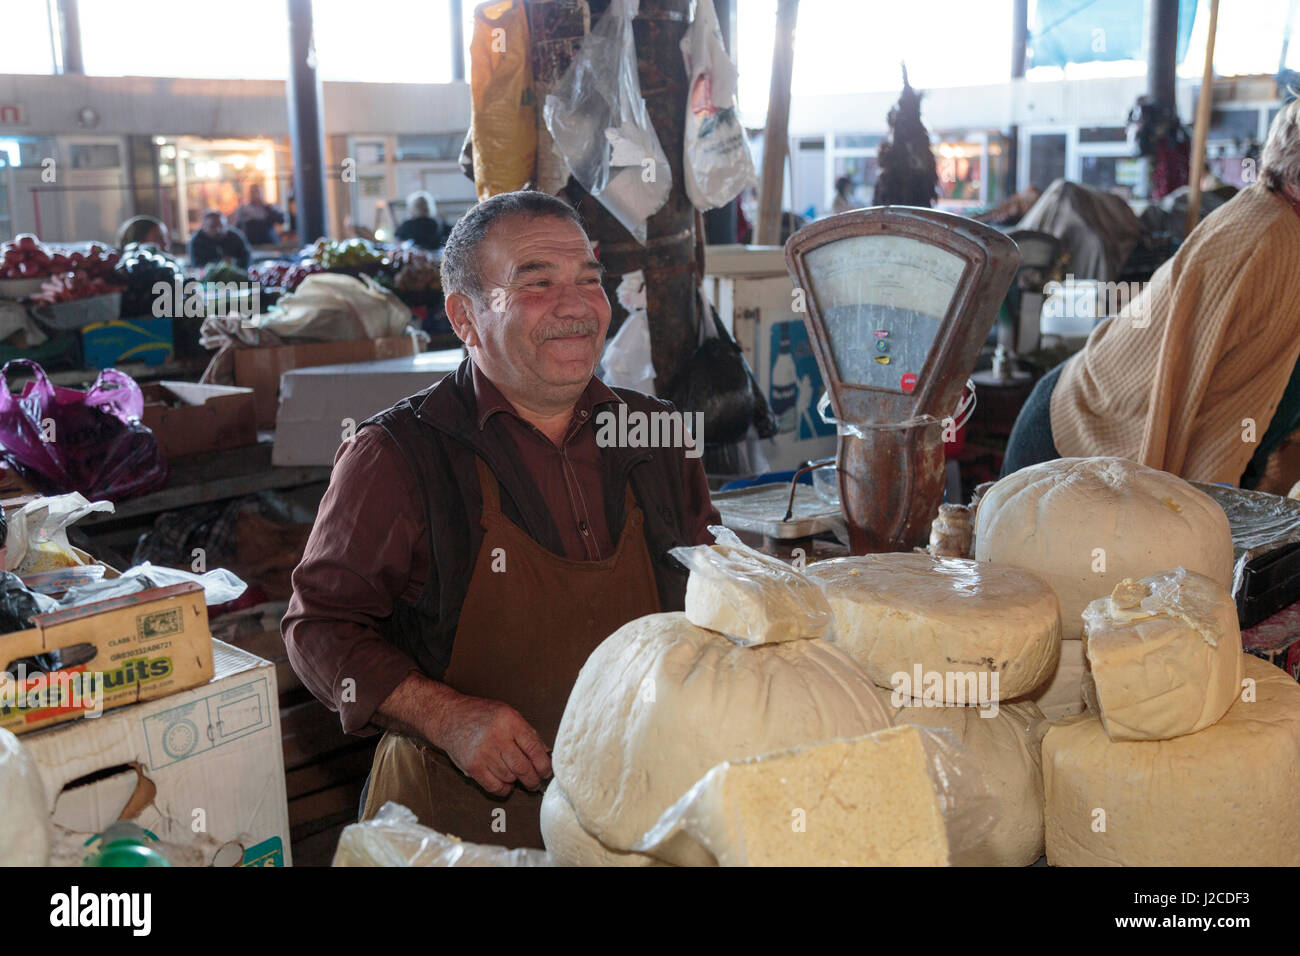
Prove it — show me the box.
[0,581,214,736]
[25,639,292,867]
[80,317,175,368]
[235,335,422,428]
[140,381,257,459]
[272,350,463,466]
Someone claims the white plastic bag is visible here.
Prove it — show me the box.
[0,728,51,866]
[5,493,115,574]
[680,0,756,210]
[55,562,247,609]
[254,273,412,341]
[600,270,657,394]
[543,0,671,243]
[332,802,549,867]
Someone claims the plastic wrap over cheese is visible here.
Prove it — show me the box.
[1081,567,1224,645]
[671,526,831,646]
[332,803,549,867]
[633,725,1001,867]
[1080,567,1243,741]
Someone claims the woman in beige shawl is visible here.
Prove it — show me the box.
[1004,98,1300,487]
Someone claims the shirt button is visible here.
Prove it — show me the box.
[579,521,590,535]
[578,409,589,419]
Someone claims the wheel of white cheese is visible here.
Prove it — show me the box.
[890,698,1049,866]
[1021,637,1086,721]
[1082,569,1243,741]
[805,553,1061,703]
[1043,653,1300,866]
[974,458,1234,639]
[551,612,893,866]
[540,784,664,867]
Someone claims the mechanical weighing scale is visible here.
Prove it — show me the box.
[713,208,1019,555]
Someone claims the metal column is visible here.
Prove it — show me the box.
[1147,0,1181,110]
[286,0,328,243]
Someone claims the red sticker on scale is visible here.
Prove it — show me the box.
[900,372,917,392]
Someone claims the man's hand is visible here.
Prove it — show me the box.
[435,696,552,796]
[375,672,553,796]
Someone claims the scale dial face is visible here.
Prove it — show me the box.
[804,234,966,394]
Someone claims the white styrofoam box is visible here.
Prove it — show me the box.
[24,639,291,867]
[272,349,463,466]
[703,249,838,474]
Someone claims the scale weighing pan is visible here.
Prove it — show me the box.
[785,207,1019,553]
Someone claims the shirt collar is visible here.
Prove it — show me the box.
[471,361,624,432]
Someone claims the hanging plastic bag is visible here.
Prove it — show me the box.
[0,360,169,502]
[469,0,537,199]
[680,0,756,210]
[543,0,670,243]
[600,270,657,394]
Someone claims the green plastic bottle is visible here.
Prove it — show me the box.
[85,822,172,867]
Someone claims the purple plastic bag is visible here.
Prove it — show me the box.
[0,360,169,501]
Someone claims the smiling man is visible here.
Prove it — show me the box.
[282,190,718,848]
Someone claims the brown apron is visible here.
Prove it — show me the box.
[361,455,661,848]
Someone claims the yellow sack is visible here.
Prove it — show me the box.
[470,0,536,199]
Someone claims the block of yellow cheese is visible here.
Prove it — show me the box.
[806,553,1061,703]
[891,699,1048,866]
[1082,568,1243,741]
[1043,654,1300,866]
[640,726,979,866]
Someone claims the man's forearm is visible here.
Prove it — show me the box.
[372,671,463,748]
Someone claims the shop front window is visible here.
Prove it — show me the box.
[1028,133,1067,189]
[833,156,879,207]
[1080,155,1143,199]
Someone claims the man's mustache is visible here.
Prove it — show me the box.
[539,320,599,340]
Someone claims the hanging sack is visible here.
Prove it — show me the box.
[680,0,757,210]
[469,0,537,199]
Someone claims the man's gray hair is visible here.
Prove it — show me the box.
[440,190,586,304]
[1261,96,1300,192]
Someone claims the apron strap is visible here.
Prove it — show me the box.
[473,455,502,520]
[476,451,643,534]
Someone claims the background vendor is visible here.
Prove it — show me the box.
[282,190,719,849]
[1003,98,1300,486]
